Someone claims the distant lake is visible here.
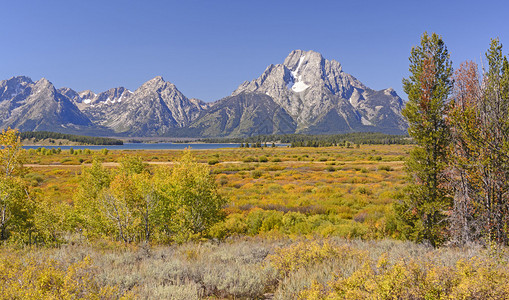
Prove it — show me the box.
[23,143,288,151]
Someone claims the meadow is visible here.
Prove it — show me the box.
[24,145,410,240]
[5,144,509,299]
[3,237,509,299]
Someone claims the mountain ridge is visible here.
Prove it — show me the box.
[0,50,407,137]
[233,50,406,134]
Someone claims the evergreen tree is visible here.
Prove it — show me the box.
[395,32,453,247]
[448,39,509,245]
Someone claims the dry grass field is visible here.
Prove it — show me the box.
[2,237,508,299]
[4,144,508,299]
[25,145,410,239]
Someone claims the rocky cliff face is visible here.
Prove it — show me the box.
[54,76,209,136]
[75,88,132,127]
[0,76,92,132]
[233,50,406,134]
[0,76,34,121]
[190,92,296,137]
[92,76,207,136]
[0,50,407,137]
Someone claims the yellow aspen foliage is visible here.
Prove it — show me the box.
[0,128,35,243]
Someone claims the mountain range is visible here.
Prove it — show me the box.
[0,50,407,137]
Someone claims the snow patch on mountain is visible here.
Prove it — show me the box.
[232,49,407,134]
[289,55,309,92]
[292,81,309,93]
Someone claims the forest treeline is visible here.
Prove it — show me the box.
[20,131,123,145]
[202,132,412,147]
[392,33,509,247]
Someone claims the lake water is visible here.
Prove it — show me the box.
[23,143,288,151]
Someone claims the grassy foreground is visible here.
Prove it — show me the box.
[5,144,508,299]
[2,237,508,299]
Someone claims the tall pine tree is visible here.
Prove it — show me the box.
[395,32,453,247]
[447,39,509,245]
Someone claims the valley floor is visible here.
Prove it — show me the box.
[25,145,409,238]
[4,145,507,299]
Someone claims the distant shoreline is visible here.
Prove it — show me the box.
[22,143,246,151]
[22,141,240,147]
[22,138,95,147]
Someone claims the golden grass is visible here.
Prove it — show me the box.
[23,145,409,239]
[2,237,507,299]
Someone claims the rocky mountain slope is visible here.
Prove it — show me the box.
[57,76,209,136]
[0,50,407,137]
[190,92,296,137]
[101,76,208,136]
[233,50,406,134]
[0,76,93,132]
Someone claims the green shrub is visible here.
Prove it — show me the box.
[356,186,371,195]
[379,165,393,171]
[258,156,268,162]
[251,169,263,179]
[325,166,336,172]
[25,173,44,187]
[217,175,228,186]
[243,156,257,163]
[208,158,220,165]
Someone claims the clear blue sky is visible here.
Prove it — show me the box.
[1,0,507,102]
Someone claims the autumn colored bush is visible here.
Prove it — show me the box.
[73,150,226,244]
[2,235,509,299]
[298,255,509,299]
[0,249,129,299]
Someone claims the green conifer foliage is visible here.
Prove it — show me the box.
[396,32,453,247]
